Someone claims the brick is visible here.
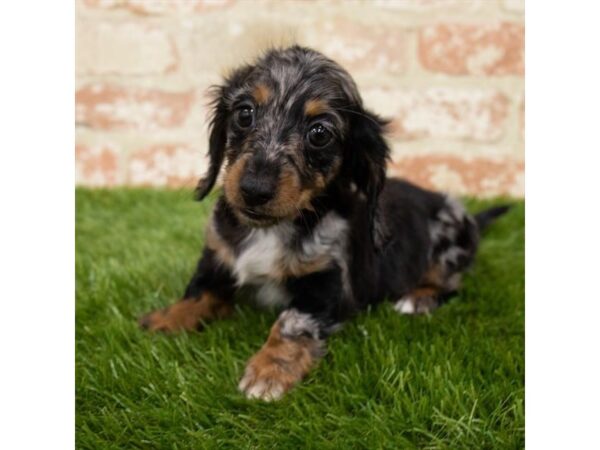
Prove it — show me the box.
[372,0,482,11]
[503,0,525,12]
[127,0,232,14]
[362,87,509,142]
[127,144,204,187]
[189,16,407,80]
[76,84,195,130]
[83,0,232,14]
[76,144,121,187]
[302,19,409,75]
[519,95,525,141]
[419,22,524,76]
[188,17,295,77]
[76,21,178,75]
[388,154,524,197]
[82,0,121,8]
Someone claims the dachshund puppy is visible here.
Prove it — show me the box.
[140,46,509,401]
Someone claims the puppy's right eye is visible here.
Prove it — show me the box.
[235,106,255,129]
[307,123,332,148]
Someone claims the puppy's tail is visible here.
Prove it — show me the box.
[474,204,512,230]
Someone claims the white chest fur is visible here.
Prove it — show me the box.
[233,224,290,285]
[232,212,349,287]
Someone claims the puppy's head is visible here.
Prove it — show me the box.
[196,46,389,228]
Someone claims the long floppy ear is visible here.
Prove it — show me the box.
[345,108,390,246]
[194,65,254,201]
[194,88,228,200]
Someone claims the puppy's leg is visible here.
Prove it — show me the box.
[139,292,233,332]
[239,267,345,401]
[238,309,326,401]
[396,197,479,315]
[139,248,236,332]
[394,280,458,315]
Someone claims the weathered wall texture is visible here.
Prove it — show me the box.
[76,0,525,197]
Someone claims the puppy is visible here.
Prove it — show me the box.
[140,46,510,401]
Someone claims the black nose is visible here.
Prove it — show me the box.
[239,175,276,207]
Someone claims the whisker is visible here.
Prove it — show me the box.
[332,107,382,127]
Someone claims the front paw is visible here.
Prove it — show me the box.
[138,303,198,332]
[238,355,300,401]
[139,294,233,332]
[138,305,183,332]
[238,330,323,401]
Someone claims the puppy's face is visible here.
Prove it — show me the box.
[221,52,358,226]
[197,47,389,229]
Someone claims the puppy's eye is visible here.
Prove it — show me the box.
[307,124,332,148]
[235,106,255,129]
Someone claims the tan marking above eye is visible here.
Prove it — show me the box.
[252,83,271,105]
[304,98,329,117]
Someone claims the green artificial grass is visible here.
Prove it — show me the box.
[76,188,524,449]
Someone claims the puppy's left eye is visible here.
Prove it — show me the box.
[307,124,332,148]
[235,106,255,129]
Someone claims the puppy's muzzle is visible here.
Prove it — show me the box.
[239,156,279,207]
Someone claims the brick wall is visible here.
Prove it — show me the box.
[75,0,525,197]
